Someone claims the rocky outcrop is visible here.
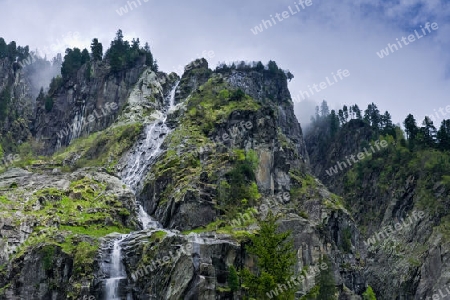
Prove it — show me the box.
[133,64,365,298]
[223,67,310,167]
[0,167,139,299]
[33,58,149,155]
[119,230,241,300]
[304,116,450,299]
[0,57,369,299]
[140,67,310,231]
[305,118,373,193]
[175,58,212,105]
[0,58,35,152]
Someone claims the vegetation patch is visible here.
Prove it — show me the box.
[53,122,143,172]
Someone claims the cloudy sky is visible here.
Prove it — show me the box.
[0,0,449,127]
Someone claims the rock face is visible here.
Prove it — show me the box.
[32,58,150,155]
[120,231,241,300]
[0,167,140,299]
[139,64,310,231]
[0,58,35,151]
[304,116,450,300]
[0,57,369,299]
[305,119,373,193]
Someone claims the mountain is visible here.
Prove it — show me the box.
[305,104,450,299]
[2,31,446,300]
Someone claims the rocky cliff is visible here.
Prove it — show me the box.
[33,57,151,155]
[0,57,35,152]
[0,48,370,299]
[305,113,450,299]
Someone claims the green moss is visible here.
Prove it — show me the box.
[0,196,11,205]
[12,176,134,260]
[30,177,129,225]
[182,76,259,136]
[53,123,143,172]
[299,211,309,219]
[118,208,131,217]
[59,225,131,238]
[362,285,377,300]
[150,230,167,242]
[216,286,231,292]
[73,241,98,276]
[289,172,318,199]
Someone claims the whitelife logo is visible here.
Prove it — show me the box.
[116,0,150,16]
[250,0,313,35]
[376,22,439,58]
[325,139,388,176]
[291,69,350,103]
[363,210,425,248]
[131,243,194,281]
[56,102,118,140]
[214,121,253,144]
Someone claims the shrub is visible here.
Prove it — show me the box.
[45,97,54,112]
[362,286,377,300]
[228,265,240,292]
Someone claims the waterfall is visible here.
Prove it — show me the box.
[138,205,162,230]
[120,82,178,194]
[101,82,179,298]
[104,237,127,300]
[120,81,178,229]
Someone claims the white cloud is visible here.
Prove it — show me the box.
[0,0,448,126]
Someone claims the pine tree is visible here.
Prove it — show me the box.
[316,255,337,300]
[338,109,345,125]
[437,120,450,150]
[320,100,330,117]
[362,285,377,300]
[268,60,279,74]
[228,265,240,292]
[81,48,90,64]
[61,48,83,79]
[420,116,437,147]
[143,42,154,69]
[0,38,7,58]
[404,114,418,141]
[380,111,394,134]
[353,104,362,119]
[329,110,339,137]
[286,71,294,81]
[7,41,16,60]
[364,103,381,130]
[314,106,320,122]
[90,38,103,61]
[255,61,264,72]
[343,105,349,122]
[240,212,296,300]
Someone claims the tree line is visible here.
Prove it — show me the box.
[0,38,30,62]
[310,100,450,151]
[215,60,294,81]
[61,29,157,79]
[310,100,395,138]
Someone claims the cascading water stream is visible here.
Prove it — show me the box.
[102,82,179,299]
[120,81,179,229]
[120,83,178,194]
[105,237,127,300]
[138,205,162,229]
